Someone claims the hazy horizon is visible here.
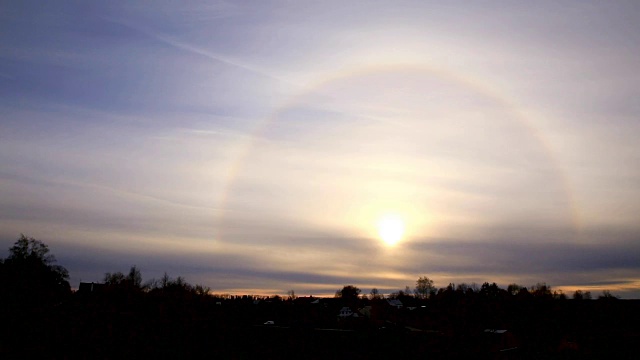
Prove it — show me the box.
[1,1,639,298]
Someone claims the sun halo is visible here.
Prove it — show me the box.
[377,215,405,246]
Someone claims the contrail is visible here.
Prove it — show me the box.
[101,16,300,88]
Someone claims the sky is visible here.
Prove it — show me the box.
[1,1,639,298]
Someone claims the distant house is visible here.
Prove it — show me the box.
[338,307,359,318]
[387,299,403,309]
[339,306,353,317]
[482,329,520,353]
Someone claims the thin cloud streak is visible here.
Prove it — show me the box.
[101,16,301,91]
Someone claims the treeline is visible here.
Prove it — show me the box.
[0,235,636,358]
[101,266,211,296]
[359,276,616,302]
[0,235,218,302]
[0,234,621,303]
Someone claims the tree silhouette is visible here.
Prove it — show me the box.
[455,283,474,294]
[193,284,211,296]
[370,288,381,299]
[414,276,435,299]
[145,272,210,297]
[507,283,523,295]
[0,234,70,306]
[103,271,126,285]
[531,282,552,298]
[103,265,144,293]
[479,282,504,299]
[335,285,361,302]
[128,265,142,287]
[598,290,618,300]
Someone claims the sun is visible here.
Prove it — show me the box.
[377,214,405,246]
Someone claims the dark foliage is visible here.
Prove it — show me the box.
[335,285,361,300]
[0,234,70,307]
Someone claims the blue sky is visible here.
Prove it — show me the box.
[1,1,640,297]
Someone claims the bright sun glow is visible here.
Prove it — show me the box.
[377,215,405,246]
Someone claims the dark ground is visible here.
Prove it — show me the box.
[1,290,638,359]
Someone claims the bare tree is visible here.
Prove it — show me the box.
[370,288,381,299]
[414,276,435,299]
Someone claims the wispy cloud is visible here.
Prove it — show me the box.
[101,16,299,88]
